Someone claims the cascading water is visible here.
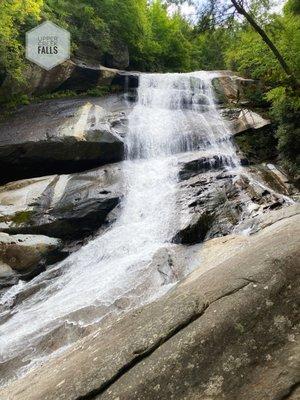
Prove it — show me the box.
[0,72,239,384]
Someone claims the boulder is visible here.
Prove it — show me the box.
[211,73,264,105]
[0,262,18,288]
[0,233,62,276]
[0,163,122,239]
[57,61,138,92]
[0,60,76,100]
[0,58,137,99]
[221,108,271,135]
[0,99,127,183]
[178,151,234,181]
[1,208,298,400]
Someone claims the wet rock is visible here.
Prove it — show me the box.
[178,152,234,181]
[0,163,122,239]
[174,153,290,245]
[149,245,191,285]
[0,233,63,276]
[1,210,298,400]
[0,99,127,183]
[0,242,194,379]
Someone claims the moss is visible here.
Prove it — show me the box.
[11,210,35,225]
[85,85,110,97]
[56,203,74,213]
[234,323,245,334]
[34,90,78,101]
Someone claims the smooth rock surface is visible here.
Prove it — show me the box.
[0,262,18,288]
[0,97,128,183]
[0,233,62,274]
[1,208,298,400]
[0,60,136,98]
[0,163,122,239]
[221,108,271,135]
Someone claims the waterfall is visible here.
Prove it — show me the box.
[0,72,238,384]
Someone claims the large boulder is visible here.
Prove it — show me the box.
[1,207,298,400]
[0,59,137,99]
[211,72,265,105]
[221,108,271,135]
[0,262,18,288]
[0,232,62,280]
[0,163,122,239]
[0,99,127,183]
[0,60,76,100]
[58,61,138,92]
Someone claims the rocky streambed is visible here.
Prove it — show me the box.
[0,70,299,399]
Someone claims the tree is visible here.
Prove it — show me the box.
[0,0,42,82]
[229,0,293,79]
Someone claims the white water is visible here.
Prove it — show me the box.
[0,72,238,383]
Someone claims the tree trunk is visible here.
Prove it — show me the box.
[230,0,293,79]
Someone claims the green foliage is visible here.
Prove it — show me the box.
[223,2,300,177]
[35,90,78,101]
[225,7,300,84]
[284,0,300,15]
[85,86,110,97]
[265,86,300,176]
[0,0,42,82]
[190,29,230,71]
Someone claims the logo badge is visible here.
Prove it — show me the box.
[26,21,70,70]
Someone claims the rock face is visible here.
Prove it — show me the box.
[211,73,264,105]
[1,208,298,400]
[0,60,137,99]
[221,108,271,135]
[0,263,18,288]
[0,60,76,100]
[0,163,122,239]
[0,98,128,183]
[58,62,138,92]
[174,151,291,245]
[0,233,62,277]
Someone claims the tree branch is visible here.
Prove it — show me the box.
[230,0,293,79]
